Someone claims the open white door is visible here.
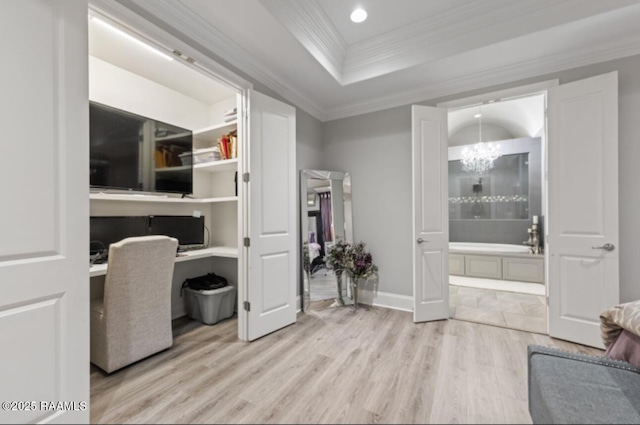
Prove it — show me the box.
[247,91,297,341]
[548,72,619,348]
[0,1,89,423]
[412,105,450,322]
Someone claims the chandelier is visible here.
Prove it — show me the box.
[461,106,501,175]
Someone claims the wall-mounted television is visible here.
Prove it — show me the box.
[89,102,193,194]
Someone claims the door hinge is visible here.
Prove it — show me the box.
[243,172,250,183]
[546,296,549,306]
[244,237,250,247]
[244,301,251,311]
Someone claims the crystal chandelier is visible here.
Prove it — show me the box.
[461,106,501,175]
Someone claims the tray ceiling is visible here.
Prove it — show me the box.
[118,0,640,121]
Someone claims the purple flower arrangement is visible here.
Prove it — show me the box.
[327,241,378,280]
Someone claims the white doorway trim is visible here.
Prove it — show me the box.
[88,0,253,340]
[436,79,559,110]
[436,80,553,334]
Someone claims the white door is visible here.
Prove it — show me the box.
[412,105,450,322]
[247,91,297,341]
[0,1,89,423]
[548,72,619,348]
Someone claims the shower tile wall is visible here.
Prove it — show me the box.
[449,219,543,245]
[449,137,542,245]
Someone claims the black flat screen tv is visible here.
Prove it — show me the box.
[90,102,193,194]
[148,215,205,246]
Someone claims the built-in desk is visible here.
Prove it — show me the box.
[89,246,239,277]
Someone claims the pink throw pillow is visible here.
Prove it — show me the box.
[604,329,640,368]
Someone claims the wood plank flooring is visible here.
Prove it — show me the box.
[91,305,603,424]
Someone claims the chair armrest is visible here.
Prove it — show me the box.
[527,345,640,424]
[528,345,640,373]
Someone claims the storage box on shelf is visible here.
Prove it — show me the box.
[193,147,220,164]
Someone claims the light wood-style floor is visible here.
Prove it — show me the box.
[90,305,603,424]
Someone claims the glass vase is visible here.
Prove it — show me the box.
[335,271,345,306]
[351,275,360,310]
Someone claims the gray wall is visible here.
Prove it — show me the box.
[324,54,640,303]
[323,107,413,296]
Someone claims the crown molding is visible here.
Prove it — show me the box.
[342,0,506,84]
[259,0,347,84]
[263,0,638,86]
[324,34,640,121]
[353,0,640,87]
[97,0,640,124]
[124,0,327,120]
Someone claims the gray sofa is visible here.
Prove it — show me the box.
[528,345,640,424]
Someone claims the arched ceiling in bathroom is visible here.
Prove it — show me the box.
[448,94,545,140]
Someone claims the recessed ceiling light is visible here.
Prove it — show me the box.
[350,8,368,23]
[474,114,482,118]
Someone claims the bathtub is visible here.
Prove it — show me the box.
[449,242,531,254]
[448,242,544,283]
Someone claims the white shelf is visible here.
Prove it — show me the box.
[200,196,238,203]
[176,246,238,261]
[90,193,237,204]
[90,246,238,277]
[155,165,191,172]
[193,120,237,145]
[155,132,191,142]
[194,159,238,173]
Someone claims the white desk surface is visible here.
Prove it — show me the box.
[89,246,238,278]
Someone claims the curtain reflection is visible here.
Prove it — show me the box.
[319,192,333,243]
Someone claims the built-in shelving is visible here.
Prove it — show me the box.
[154,132,191,142]
[193,120,237,148]
[90,246,239,277]
[176,246,238,261]
[194,158,238,173]
[200,196,237,203]
[155,165,191,172]
[90,193,237,204]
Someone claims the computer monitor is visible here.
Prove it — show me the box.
[90,216,149,253]
[148,215,205,247]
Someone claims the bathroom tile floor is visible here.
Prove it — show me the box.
[449,285,547,334]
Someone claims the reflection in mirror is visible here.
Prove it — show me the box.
[300,170,352,311]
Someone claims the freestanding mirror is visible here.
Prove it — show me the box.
[300,170,353,311]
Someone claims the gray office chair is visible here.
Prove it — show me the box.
[90,236,178,373]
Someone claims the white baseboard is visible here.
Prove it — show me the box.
[298,290,413,314]
[363,290,414,313]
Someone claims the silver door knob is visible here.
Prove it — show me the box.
[592,243,615,251]
[417,238,427,244]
